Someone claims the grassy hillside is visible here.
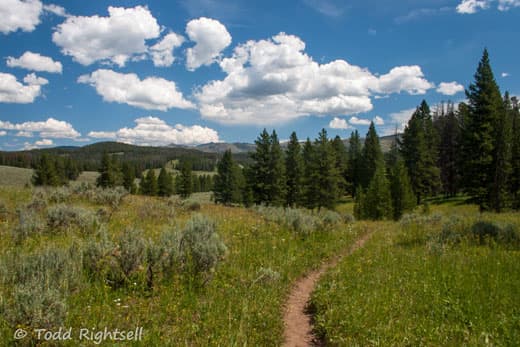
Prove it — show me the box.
[0,166,33,186]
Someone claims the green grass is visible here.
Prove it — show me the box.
[0,166,33,187]
[311,204,520,346]
[0,187,360,346]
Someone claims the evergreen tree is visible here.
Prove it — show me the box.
[462,49,508,211]
[331,135,348,195]
[389,158,416,220]
[32,153,59,186]
[355,162,392,220]
[96,152,121,188]
[400,100,440,204]
[141,169,158,196]
[250,129,272,205]
[157,167,174,197]
[360,122,383,189]
[178,160,193,198]
[285,132,303,207]
[122,162,137,193]
[510,96,520,209]
[346,130,363,197]
[302,138,318,209]
[213,150,238,205]
[314,129,340,209]
[269,130,286,206]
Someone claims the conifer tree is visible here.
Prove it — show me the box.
[331,135,348,195]
[32,153,59,186]
[213,150,238,205]
[96,152,121,188]
[302,138,318,209]
[285,131,303,207]
[355,162,392,220]
[250,129,272,205]
[510,96,520,209]
[389,158,416,220]
[462,49,508,211]
[141,169,158,196]
[360,122,383,189]
[157,167,174,197]
[314,129,340,209]
[347,130,363,197]
[122,162,137,193]
[178,160,193,198]
[269,130,286,206]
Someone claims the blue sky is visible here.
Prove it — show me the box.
[0,0,518,150]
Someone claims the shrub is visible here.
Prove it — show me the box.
[91,187,128,208]
[253,206,323,235]
[320,210,342,227]
[471,221,520,247]
[117,228,147,277]
[342,213,356,224]
[11,209,45,243]
[185,200,201,211]
[400,212,443,226]
[180,214,227,274]
[0,246,81,329]
[0,200,8,221]
[46,204,100,234]
[156,227,182,275]
[47,186,72,203]
[26,195,47,212]
[252,267,280,284]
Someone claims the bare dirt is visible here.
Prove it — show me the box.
[282,231,372,347]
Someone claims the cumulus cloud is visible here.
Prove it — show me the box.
[16,131,33,137]
[35,138,53,146]
[380,108,416,135]
[150,32,185,67]
[328,117,351,129]
[437,81,465,95]
[186,17,232,70]
[7,51,62,73]
[349,116,372,125]
[195,32,434,125]
[456,0,519,13]
[0,72,47,103]
[78,69,194,111]
[88,116,220,146]
[43,4,66,17]
[373,115,385,125]
[52,6,161,66]
[0,118,80,138]
[0,130,6,136]
[0,0,42,34]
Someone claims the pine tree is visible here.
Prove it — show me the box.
[355,162,392,220]
[360,122,383,189]
[250,129,272,205]
[141,169,158,196]
[285,131,303,207]
[314,129,340,209]
[510,96,520,209]
[462,49,508,211]
[32,153,59,186]
[96,152,121,188]
[389,158,416,220]
[302,138,318,209]
[331,135,348,195]
[347,130,363,197]
[122,162,137,193]
[213,150,238,205]
[178,160,193,198]
[400,100,440,204]
[157,167,174,197]
[269,130,286,206]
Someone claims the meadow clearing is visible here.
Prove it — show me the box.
[0,174,518,346]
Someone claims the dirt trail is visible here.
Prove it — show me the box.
[282,232,372,347]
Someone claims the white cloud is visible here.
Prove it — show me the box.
[328,117,351,129]
[457,0,490,13]
[7,51,63,73]
[380,108,416,135]
[150,32,185,67]
[0,0,42,34]
[437,81,465,96]
[52,6,161,66]
[43,4,66,17]
[456,0,519,13]
[0,72,47,103]
[303,0,345,17]
[88,116,220,146]
[373,115,385,125]
[349,116,372,125]
[0,130,6,136]
[195,32,433,125]
[501,72,510,77]
[0,118,80,139]
[35,138,53,146]
[16,131,33,137]
[78,69,194,111]
[186,17,232,71]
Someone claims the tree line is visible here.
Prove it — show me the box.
[212,49,520,218]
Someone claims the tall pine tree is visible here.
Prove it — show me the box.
[285,131,303,207]
[360,122,383,189]
[157,167,174,197]
[314,129,340,209]
[250,129,272,205]
[510,96,520,209]
[347,130,363,197]
[213,150,241,205]
[177,160,193,198]
[269,130,286,206]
